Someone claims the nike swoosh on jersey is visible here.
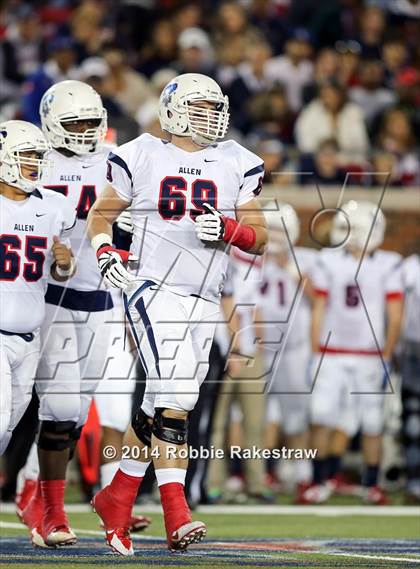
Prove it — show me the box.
[82,164,95,168]
[204,159,217,163]
[35,213,46,217]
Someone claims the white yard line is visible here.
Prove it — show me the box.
[1,504,419,516]
[328,552,420,564]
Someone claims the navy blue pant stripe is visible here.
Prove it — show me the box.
[123,293,149,375]
[134,297,161,379]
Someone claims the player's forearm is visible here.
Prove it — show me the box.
[245,224,267,255]
[87,185,129,243]
[382,299,403,359]
[311,296,326,352]
[234,199,267,255]
[87,206,113,242]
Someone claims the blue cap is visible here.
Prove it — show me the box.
[289,28,311,43]
[49,36,77,53]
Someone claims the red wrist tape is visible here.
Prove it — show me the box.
[96,245,131,262]
[221,216,256,252]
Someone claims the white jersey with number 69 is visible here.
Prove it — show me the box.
[107,133,264,302]
[41,145,113,291]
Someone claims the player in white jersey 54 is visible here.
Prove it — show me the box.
[87,73,267,554]
[18,80,147,550]
[301,200,403,506]
[259,202,316,494]
[0,120,75,456]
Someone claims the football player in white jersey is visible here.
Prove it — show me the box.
[301,200,403,505]
[19,81,148,549]
[0,120,76,455]
[401,254,420,501]
[87,73,267,554]
[260,202,315,495]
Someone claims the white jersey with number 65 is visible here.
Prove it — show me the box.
[0,188,76,333]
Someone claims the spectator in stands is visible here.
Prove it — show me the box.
[1,5,47,85]
[394,67,420,120]
[136,68,177,136]
[370,151,401,187]
[357,6,386,59]
[173,2,204,34]
[137,19,178,78]
[228,38,273,134]
[299,138,346,187]
[213,1,259,49]
[308,0,362,49]
[174,27,216,77]
[247,86,296,144]
[376,108,420,187]
[349,59,396,129]
[265,28,314,112]
[78,55,138,145]
[335,40,361,87]
[254,138,293,185]
[382,38,409,86]
[248,0,289,54]
[21,36,79,125]
[303,48,340,104]
[102,43,152,119]
[215,35,244,90]
[70,0,110,60]
[295,79,369,161]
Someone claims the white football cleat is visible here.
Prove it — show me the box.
[297,483,331,504]
[106,528,134,556]
[169,520,207,552]
[44,526,77,547]
[30,527,48,548]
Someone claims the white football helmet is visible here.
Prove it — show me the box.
[40,80,107,155]
[264,201,300,253]
[0,120,49,193]
[331,200,386,252]
[159,73,229,147]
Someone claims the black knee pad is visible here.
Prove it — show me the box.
[131,408,152,447]
[152,408,188,445]
[38,420,77,451]
[68,426,83,460]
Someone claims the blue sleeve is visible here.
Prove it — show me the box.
[21,70,53,125]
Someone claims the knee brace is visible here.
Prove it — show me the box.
[152,408,188,445]
[131,408,152,447]
[68,425,83,460]
[37,420,77,451]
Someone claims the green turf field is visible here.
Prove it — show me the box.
[1,505,419,569]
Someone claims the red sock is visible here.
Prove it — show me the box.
[33,480,42,503]
[108,469,143,508]
[22,480,43,528]
[40,480,68,533]
[159,482,191,538]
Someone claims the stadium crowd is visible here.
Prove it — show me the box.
[0,0,419,514]
[1,0,419,187]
